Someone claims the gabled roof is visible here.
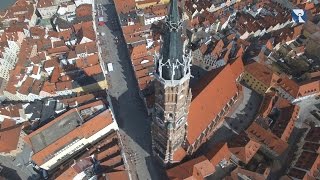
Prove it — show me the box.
[25,102,113,166]
[166,155,208,179]
[187,65,238,145]
[205,143,232,166]
[246,122,288,155]
[245,62,278,86]
[227,132,261,164]
[114,0,136,14]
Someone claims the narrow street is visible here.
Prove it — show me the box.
[94,0,166,179]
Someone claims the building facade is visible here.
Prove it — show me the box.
[151,0,192,165]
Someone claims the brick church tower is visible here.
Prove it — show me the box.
[151,0,192,165]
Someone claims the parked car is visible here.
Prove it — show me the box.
[107,63,114,72]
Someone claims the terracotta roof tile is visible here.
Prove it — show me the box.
[228,134,261,164]
[205,143,232,166]
[41,82,56,94]
[32,66,39,75]
[245,62,278,86]
[114,0,136,14]
[246,122,288,155]
[18,77,34,95]
[31,80,43,95]
[47,46,69,55]
[31,52,46,64]
[26,101,112,166]
[193,159,215,179]
[298,80,320,98]
[166,156,208,180]
[130,44,148,60]
[105,171,129,180]
[50,66,61,83]
[83,64,102,76]
[55,157,94,180]
[258,92,277,118]
[137,75,153,90]
[75,42,97,55]
[187,65,238,145]
[172,147,187,162]
[53,40,66,48]
[75,54,99,68]
[44,59,60,69]
[37,0,55,8]
[56,81,72,91]
[58,29,73,40]
[30,26,46,38]
[0,119,22,153]
[0,104,22,118]
[61,94,95,107]
[76,4,92,17]
[77,21,96,42]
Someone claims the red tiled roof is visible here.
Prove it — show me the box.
[47,46,69,55]
[56,157,93,180]
[298,80,320,98]
[187,65,238,145]
[58,29,72,40]
[246,122,288,155]
[61,94,95,107]
[44,59,60,69]
[105,171,129,180]
[228,137,261,164]
[26,102,113,166]
[75,42,97,55]
[0,104,22,117]
[114,0,136,14]
[76,21,96,42]
[193,159,215,179]
[30,26,46,37]
[83,64,102,76]
[18,77,34,95]
[245,61,278,86]
[75,54,99,68]
[258,92,277,118]
[172,147,187,162]
[31,80,43,95]
[76,4,92,17]
[0,119,22,153]
[50,66,61,83]
[41,82,56,94]
[56,81,72,91]
[205,143,232,166]
[166,156,208,180]
[32,66,39,75]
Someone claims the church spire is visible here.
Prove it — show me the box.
[151,0,192,165]
[156,0,189,81]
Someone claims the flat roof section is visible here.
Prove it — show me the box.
[30,111,83,153]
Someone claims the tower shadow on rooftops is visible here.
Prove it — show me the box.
[103,22,166,180]
[58,55,108,102]
[0,165,24,180]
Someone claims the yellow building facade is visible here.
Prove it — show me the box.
[242,71,270,95]
[135,0,169,9]
[71,80,108,93]
[242,62,278,95]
